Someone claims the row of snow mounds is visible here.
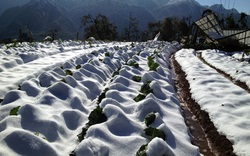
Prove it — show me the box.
[175,49,250,156]
[0,41,120,98]
[0,43,135,155]
[200,49,250,88]
[73,42,200,156]
[0,40,103,72]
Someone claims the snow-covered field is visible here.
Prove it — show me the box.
[0,41,200,156]
[175,49,250,156]
[200,49,250,88]
[1,40,250,156]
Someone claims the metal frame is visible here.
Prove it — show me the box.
[189,12,250,46]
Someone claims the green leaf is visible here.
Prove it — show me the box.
[132,76,141,82]
[140,82,153,95]
[105,52,110,57]
[9,106,21,116]
[145,113,156,127]
[76,65,81,69]
[144,127,166,141]
[128,61,139,68]
[149,62,159,71]
[77,127,88,142]
[134,94,146,102]
[87,106,107,127]
[97,88,109,104]
[112,71,119,77]
[65,69,73,76]
[147,56,159,71]
[61,78,66,83]
[136,144,148,156]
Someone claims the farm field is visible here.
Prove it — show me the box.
[0,40,249,156]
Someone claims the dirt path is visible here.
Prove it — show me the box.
[171,54,236,156]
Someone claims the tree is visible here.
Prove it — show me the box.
[18,26,33,42]
[124,12,140,41]
[146,17,189,42]
[81,14,117,40]
[238,12,248,29]
[47,28,58,41]
[147,21,161,40]
[225,14,239,29]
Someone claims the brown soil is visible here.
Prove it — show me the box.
[171,55,236,156]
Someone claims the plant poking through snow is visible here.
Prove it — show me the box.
[144,127,166,141]
[134,94,147,102]
[145,112,156,127]
[87,106,107,126]
[105,52,110,57]
[140,81,153,95]
[77,106,107,142]
[97,88,109,104]
[132,76,141,82]
[134,81,153,102]
[65,69,73,76]
[136,144,148,156]
[76,65,81,69]
[128,61,139,68]
[9,106,21,116]
[136,113,165,156]
[148,56,159,71]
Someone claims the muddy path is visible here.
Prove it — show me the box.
[171,54,236,156]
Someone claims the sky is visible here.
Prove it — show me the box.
[196,0,250,14]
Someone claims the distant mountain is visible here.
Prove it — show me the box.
[152,0,203,21]
[0,0,29,15]
[0,0,78,40]
[0,0,248,40]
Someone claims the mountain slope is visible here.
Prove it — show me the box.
[0,0,77,40]
[0,0,29,15]
[0,0,248,40]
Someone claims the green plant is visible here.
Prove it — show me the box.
[134,81,153,102]
[112,71,119,77]
[77,127,88,142]
[144,127,166,141]
[65,69,73,76]
[77,106,107,142]
[132,76,141,82]
[134,94,146,102]
[76,65,81,69]
[145,112,156,127]
[61,78,66,83]
[9,106,21,116]
[153,50,160,57]
[148,56,159,71]
[105,52,110,57]
[140,81,153,95]
[128,61,139,68]
[86,106,107,127]
[136,144,148,156]
[6,40,18,49]
[97,88,109,104]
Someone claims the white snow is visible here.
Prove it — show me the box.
[0,41,199,155]
[176,49,250,156]
[201,49,250,88]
